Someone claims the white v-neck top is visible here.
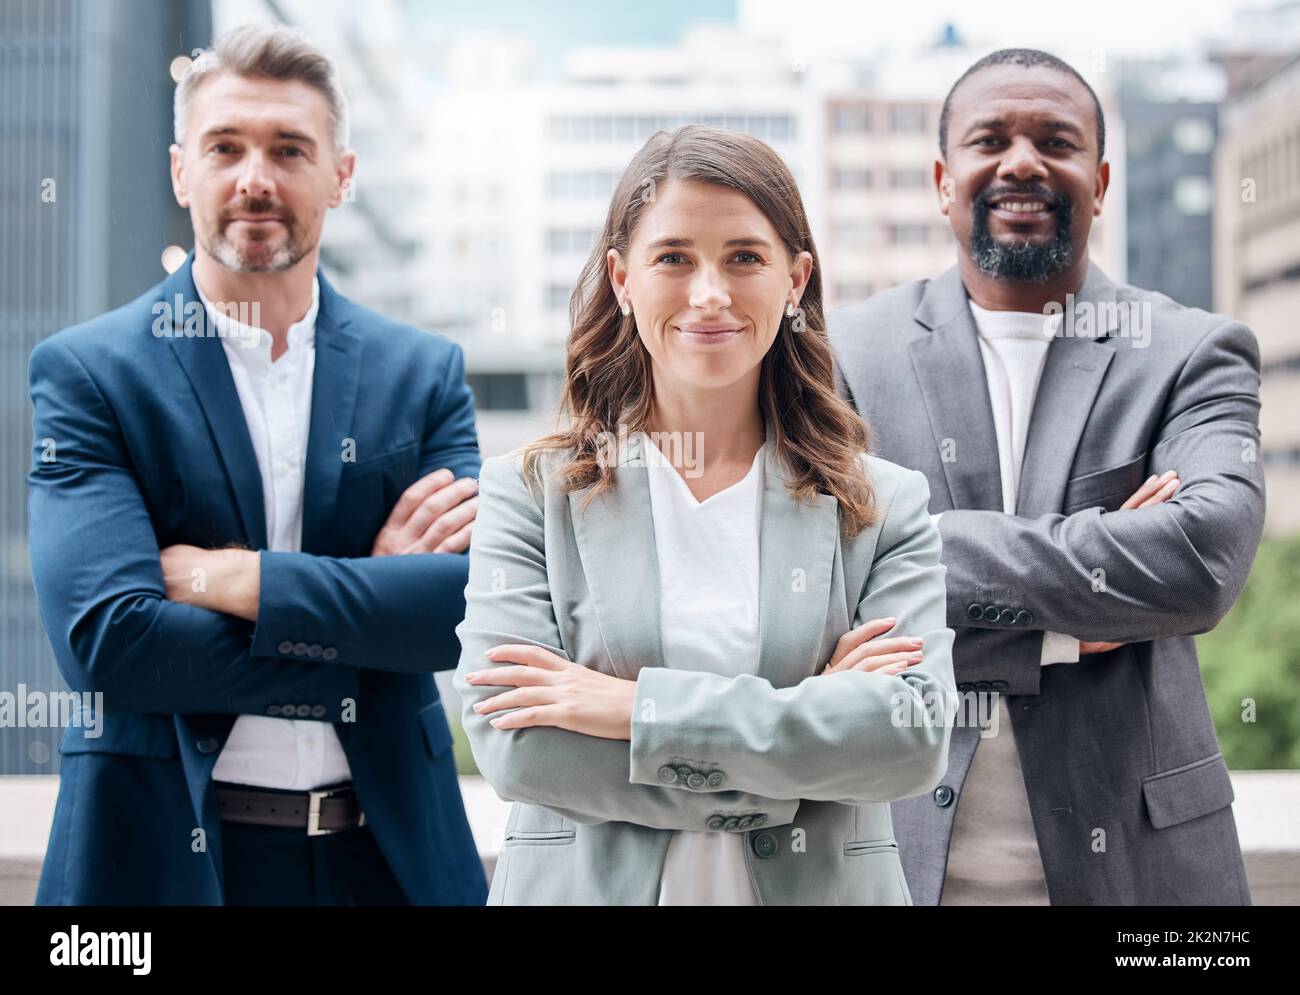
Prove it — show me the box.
[643,432,765,906]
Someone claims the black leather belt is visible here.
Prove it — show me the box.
[215,781,367,836]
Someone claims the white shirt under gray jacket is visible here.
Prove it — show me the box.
[828,260,1264,905]
[454,435,957,905]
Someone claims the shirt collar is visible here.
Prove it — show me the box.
[195,274,320,363]
[967,297,1061,342]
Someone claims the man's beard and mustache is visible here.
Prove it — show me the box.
[201,196,311,273]
[969,185,1074,284]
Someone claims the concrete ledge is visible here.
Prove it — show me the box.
[3,772,1297,905]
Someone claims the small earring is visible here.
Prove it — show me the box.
[785,301,796,318]
[620,300,631,317]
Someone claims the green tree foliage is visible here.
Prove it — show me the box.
[1198,534,1300,770]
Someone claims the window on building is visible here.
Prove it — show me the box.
[546,284,571,310]
[1173,175,1213,215]
[1172,117,1214,155]
[889,224,929,245]
[889,168,928,189]
[832,106,871,134]
[831,168,872,189]
[467,372,529,411]
[889,106,927,133]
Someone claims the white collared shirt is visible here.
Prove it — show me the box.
[644,432,765,906]
[194,275,353,790]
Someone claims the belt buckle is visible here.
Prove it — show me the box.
[307,786,358,836]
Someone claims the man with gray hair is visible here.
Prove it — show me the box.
[29,23,488,905]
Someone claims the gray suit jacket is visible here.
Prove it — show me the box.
[828,261,1264,905]
[454,434,956,904]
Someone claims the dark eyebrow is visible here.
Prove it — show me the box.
[1041,119,1085,139]
[200,125,317,147]
[964,117,1085,140]
[645,237,774,251]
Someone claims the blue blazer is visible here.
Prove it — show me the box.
[27,256,488,905]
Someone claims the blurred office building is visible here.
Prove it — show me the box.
[1117,57,1223,312]
[0,0,212,773]
[1212,7,1300,534]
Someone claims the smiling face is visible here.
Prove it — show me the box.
[936,63,1108,287]
[606,179,812,399]
[169,72,354,273]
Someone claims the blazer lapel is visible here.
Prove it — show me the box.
[754,439,839,688]
[570,433,838,690]
[569,433,664,681]
[1016,262,1118,517]
[300,273,362,554]
[164,257,267,550]
[908,266,1004,512]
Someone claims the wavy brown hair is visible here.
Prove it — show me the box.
[522,125,876,536]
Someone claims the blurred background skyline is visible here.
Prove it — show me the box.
[2,0,1299,774]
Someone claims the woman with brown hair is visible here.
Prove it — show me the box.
[453,125,955,905]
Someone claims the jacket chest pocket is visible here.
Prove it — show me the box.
[336,441,422,553]
[503,830,576,846]
[1063,452,1148,514]
[843,837,899,857]
[501,803,577,846]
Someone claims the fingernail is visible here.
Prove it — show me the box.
[909,652,923,661]
[472,702,484,712]
[489,717,502,727]
[483,648,497,658]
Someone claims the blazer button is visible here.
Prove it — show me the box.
[706,771,726,788]
[196,737,220,755]
[957,682,973,693]
[1016,610,1034,626]
[281,704,296,716]
[723,816,740,831]
[266,705,282,717]
[991,681,1008,693]
[310,704,327,718]
[686,772,706,790]
[707,815,726,830]
[752,832,778,859]
[321,647,338,661]
[999,608,1017,626]
[751,814,768,828]
[307,643,323,659]
[967,603,984,622]
[658,765,679,785]
[933,784,955,807]
[975,681,991,693]
[675,766,693,784]
[737,815,754,830]
[295,704,312,718]
[982,605,1002,623]
[293,641,309,657]
[277,640,295,655]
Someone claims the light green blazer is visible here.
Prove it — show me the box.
[453,433,955,905]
